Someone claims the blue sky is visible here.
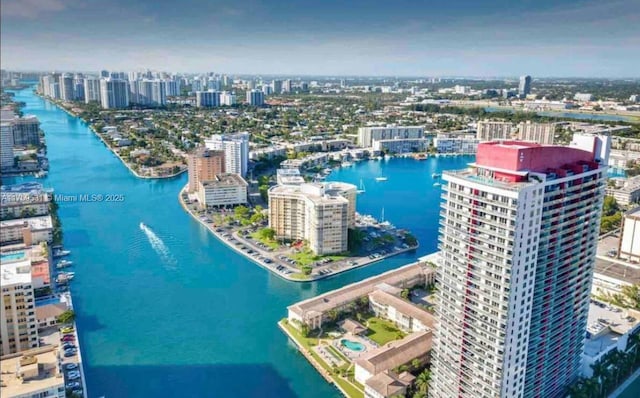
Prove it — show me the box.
[1,0,639,77]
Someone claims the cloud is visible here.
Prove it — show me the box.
[1,0,74,19]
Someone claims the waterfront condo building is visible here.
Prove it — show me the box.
[197,173,248,208]
[0,121,15,170]
[204,133,250,177]
[246,89,265,106]
[99,78,130,109]
[517,121,555,145]
[268,182,356,255]
[430,140,609,398]
[0,259,38,356]
[187,147,225,192]
[357,126,424,148]
[83,77,101,103]
[476,120,514,142]
[195,90,221,108]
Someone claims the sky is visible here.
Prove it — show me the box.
[1,0,639,77]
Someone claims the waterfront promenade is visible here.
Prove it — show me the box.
[178,186,418,282]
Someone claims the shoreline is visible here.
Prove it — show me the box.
[35,92,187,180]
[178,185,418,282]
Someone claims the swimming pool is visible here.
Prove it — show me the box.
[0,251,26,262]
[341,339,365,352]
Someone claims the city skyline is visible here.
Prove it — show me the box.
[1,0,639,77]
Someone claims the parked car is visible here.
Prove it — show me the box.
[67,372,81,380]
[61,335,75,342]
[65,363,78,370]
[63,343,76,350]
[66,381,81,389]
[60,326,74,334]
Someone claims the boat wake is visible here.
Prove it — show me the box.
[139,222,177,269]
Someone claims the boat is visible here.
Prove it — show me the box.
[433,182,441,187]
[341,161,353,167]
[375,176,388,182]
[414,153,428,160]
[357,179,366,194]
[53,249,71,258]
[376,156,383,161]
[432,173,441,178]
[55,272,75,283]
[56,260,73,269]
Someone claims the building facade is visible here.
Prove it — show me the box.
[268,182,356,255]
[187,147,225,192]
[517,121,555,145]
[372,138,430,154]
[619,208,640,262]
[247,89,265,106]
[195,90,221,108]
[197,174,248,208]
[357,126,424,148]
[476,120,514,141]
[83,77,101,103]
[0,121,15,170]
[99,78,129,109]
[204,133,250,177]
[519,75,532,97]
[0,260,39,356]
[430,140,608,398]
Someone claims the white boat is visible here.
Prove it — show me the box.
[357,179,366,194]
[433,182,441,187]
[432,173,441,178]
[56,260,73,269]
[53,249,71,258]
[375,176,388,182]
[376,156,383,161]
[341,161,353,167]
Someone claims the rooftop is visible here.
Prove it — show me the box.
[35,303,68,320]
[0,215,53,231]
[365,370,415,397]
[200,173,248,188]
[355,330,432,375]
[288,261,432,319]
[369,290,436,329]
[1,258,33,286]
[0,346,63,397]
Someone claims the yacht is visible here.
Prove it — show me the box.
[433,182,441,187]
[341,161,353,167]
[357,179,366,194]
[53,249,71,258]
[56,260,73,269]
[375,176,388,182]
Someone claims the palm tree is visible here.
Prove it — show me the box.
[415,369,431,395]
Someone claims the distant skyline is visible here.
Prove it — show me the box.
[1,0,639,77]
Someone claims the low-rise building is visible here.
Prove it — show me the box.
[276,168,305,186]
[0,216,53,246]
[35,303,68,330]
[357,126,424,148]
[249,145,287,161]
[197,173,248,208]
[433,134,479,154]
[1,183,52,220]
[287,261,435,330]
[606,176,640,206]
[619,207,640,262]
[372,138,430,154]
[354,330,432,384]
[280,152,329,170]
[0,346,65,398]
[368,290,435,333]
[364,370,415,398]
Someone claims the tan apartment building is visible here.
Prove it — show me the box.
[268,182,357,255]
[0,346,65,398]
[197,173,248,208]
[187,147,225,192]
[476,120,514,141]
[1,259,38,356]
[517,121,555,144]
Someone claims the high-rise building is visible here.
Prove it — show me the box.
[11,115,41,147]
[262,85,273,95]
[357,126,424,147]
[0,121,15,170]
[272,79,283,94]
[204,133,250,177]
[73,77,85,102]
[0,258,39,355]
[517,121,555,145]
[282,79,292,93]
[430,140,608,398]
[84,77,101,103]
[476,120,514,141]
[268,182,357,255]
[40,75,55,98]
[100,70,109,78]
[131,79,167,107]
[195,90,221,108]
[99,78,129,109]
[59,74,74,102]
[220,91,236,106]
[187,147,226,192]
[519,75,532,97]
[191,78,203,92]
[246,89,265,106]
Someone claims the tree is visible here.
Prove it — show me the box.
[415,369,431,395]
[401,289,410,300]
[234,205,250,220]
[258,227,276,241]
[57,310,75,325]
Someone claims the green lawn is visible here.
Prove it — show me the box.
[365,317,406,345]
[289,272,311,281]
[290,249,347,267]
[250,231,280,250]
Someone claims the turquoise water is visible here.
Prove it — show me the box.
[6,87,472,397]
[340,339,365,352]
[619,374,640,398]
[484,106,634,122]
[0,251,26,261]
